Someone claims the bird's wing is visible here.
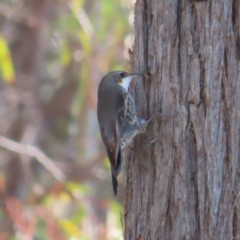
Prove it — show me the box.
[117,92,128,133]
[101,91,128,174]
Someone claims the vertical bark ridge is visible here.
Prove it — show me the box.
[125,0,240,239]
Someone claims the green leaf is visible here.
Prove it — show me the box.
[60,43,71,66]
[59,220,82,238]
[71,207,86,225]
[0,35,15,84]
[78,29,92,56]
[66,181,89,195]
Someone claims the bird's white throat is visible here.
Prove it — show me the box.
[119,76,132,91]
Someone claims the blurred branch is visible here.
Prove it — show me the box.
[0,135,65,182]
[20,121,42,184]
[68,2,93,37]
[56,152,105,182]
[27,154,105,204]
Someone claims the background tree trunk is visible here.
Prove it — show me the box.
[125,0,240,239]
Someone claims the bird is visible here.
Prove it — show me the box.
[97,71,147,196]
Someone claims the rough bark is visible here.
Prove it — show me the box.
[125,0,240,239]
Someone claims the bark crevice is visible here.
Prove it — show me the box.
[125,1,240,239]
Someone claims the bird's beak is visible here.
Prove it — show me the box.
[126,73,143,77]
[119,73,142,90]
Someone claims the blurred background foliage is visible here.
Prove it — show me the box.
[0,0,135,239]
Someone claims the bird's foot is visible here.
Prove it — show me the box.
[143,135,160,148]
[137,114,156,133]
[141,111,177,147]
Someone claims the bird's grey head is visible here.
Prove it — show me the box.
[101,71,142,91]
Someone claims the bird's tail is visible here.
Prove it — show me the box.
[111,148,124,196]
[115,148,124,177]
[111,166,118,196]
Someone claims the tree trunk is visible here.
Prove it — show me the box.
[125,0,240,239]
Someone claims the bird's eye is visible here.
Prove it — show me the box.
[119,72,124,78]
